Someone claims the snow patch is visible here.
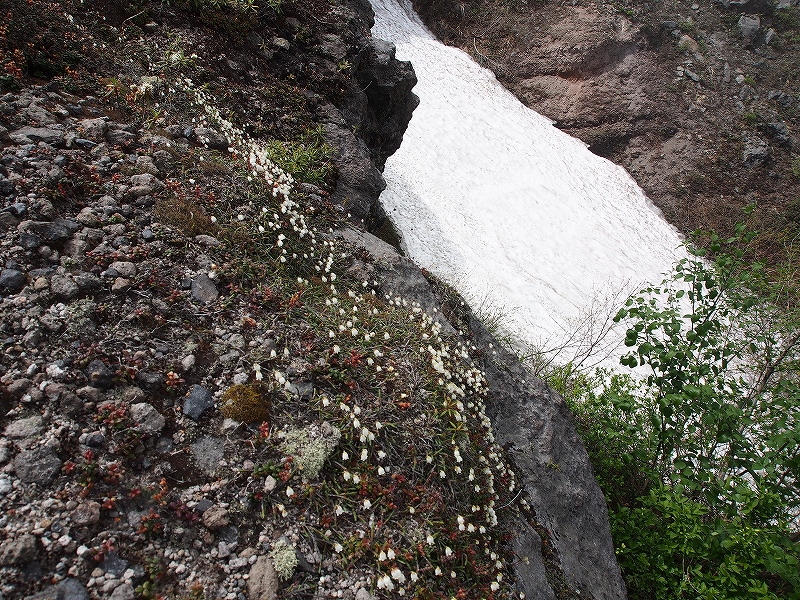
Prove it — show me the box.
[370,0,686,366]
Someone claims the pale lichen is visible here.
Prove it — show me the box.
[280,421,340,482]
[269,539,298,581]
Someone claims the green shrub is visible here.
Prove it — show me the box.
[568,220,800,599]
[613,486,799,599]
[775,7,800,33]
[187,0,256,13]
[265,126,335,189]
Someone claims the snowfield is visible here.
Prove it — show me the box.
[370,0,686,367]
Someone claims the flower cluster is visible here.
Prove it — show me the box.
[249,146,294,199]
[144,64,522,598]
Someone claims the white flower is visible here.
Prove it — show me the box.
[491,582,500,591]
[377,574,394,591]
[362,499,372,510]
[434,566,442,576]
[390,567,406,583]
[387,548,395,560]
[335,505,344,516]
[334,543,343,553]
[378,550,387,561]
[342,451,349,460]
[426,535,434,545]
[286,486,295,498]
[445,546,453,557]
[360,449,368,461]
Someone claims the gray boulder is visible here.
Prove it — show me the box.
[3,415,43,439]
[85,359,113,389]
[738,14,761,44]
[50,275,80,300]
[0,268,25,293]
[183,384,214,420]
[130,402,165,435]
[743,135,770,166]
[325,122,387,228]
[191,436,224,475]
[350,225,626,598]
[191,274,219,304]
[9,126,63,145]
[58,579,89,600]
[469,313,627,599]
[354,38,420,170]
[0,533,38,565]
[14,446,62,485]
[194,127,229,150]
[247,556,279,600]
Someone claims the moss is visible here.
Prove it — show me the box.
[154,193,216,237]
[219,384,270,423]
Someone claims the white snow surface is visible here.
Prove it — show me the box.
[370,0,686,366]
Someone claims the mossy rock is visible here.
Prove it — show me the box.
[219,384,270,423]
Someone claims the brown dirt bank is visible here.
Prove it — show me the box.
[411,0,800,263]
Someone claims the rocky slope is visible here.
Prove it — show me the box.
[412,0,800,260]
[0,1,623,599]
